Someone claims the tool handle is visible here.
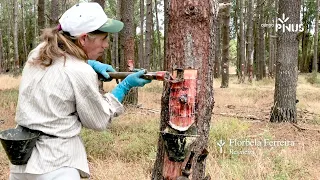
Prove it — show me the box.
[98,71,171,81]
[107,72,157,80]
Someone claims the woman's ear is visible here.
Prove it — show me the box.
[78,34,87,47]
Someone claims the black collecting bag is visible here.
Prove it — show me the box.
[0,126,41,165]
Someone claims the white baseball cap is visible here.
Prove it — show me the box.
[59,2,124,36]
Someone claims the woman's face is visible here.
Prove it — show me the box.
[81,33,109,60]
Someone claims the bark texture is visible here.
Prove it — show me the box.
[13,0,19,70]
[145,0,153,70]
[152,0,217,179]
[220,0,230,88]
[120,0,138,105]
[50,0,60,26]
[0,29,3,73]
[247,0,254,82]
[270,0,301,123]
[38,0,45,35]
[314,0,319,72]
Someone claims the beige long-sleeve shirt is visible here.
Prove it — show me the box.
[10,43,124,178]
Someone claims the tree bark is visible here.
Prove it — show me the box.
[235,0,240,77]
[247,0,254,82]
[152,0,217,179]
[239,0,245,83]
[257,0,266,80]
[33,0,38,47]
[13,0,19,71]
[163,0,169,71]
[214,9,221,79]
[273,0,278,76]
[120,0,138,105]
[270,0,301,123]
[50,0,60,26]
[313,0,319,73]
[220,0,231,88]
[21,0,28,67]
[0,29,3,73]
[145,0,152,70]
[139,0,145,68]
[154,0,162,70]
[268,0,277,78]
[116,0,121,70]
[38,0,45,36]
[5,0,12,71]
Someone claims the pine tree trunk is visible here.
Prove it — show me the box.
[5,0,12,71]
[38,0,45,36]
[257,0,266,80]
[120,0,138,105]
[273,0,278,76]
[145,0,153,70]
[116,0,121,70]
[33,0,38,47]
[163,0,169,71]
[152,0,217,179]
[247,0,254,83]
[139,0,145,68]
[214,10,221,79]
[235,0,240,77]
[154,0,162,70]
[239,0,245,83]
[0,29,3,73]
[21,0,28,66]
[270,0,301,123]
[13,0,19,71]
[220,0,231,88]
[255,5,260,80]
[313,0,319,73]
[268,0,277,78]
[50,0,60,26]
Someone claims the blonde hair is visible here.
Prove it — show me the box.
[33,26,88,67]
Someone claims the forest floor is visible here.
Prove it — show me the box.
[0,73,319,180]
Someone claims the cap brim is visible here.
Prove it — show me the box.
[98,19,124,33]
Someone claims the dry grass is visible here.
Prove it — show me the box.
[0,74,21,90]
[0,73,319,180]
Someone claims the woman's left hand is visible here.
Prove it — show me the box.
[87,60,116,80]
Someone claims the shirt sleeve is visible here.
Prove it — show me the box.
[65,59,124,131]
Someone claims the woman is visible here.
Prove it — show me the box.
[9,2,151,180]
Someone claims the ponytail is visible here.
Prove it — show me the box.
[33,25,88,67]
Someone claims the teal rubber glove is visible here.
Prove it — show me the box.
[111,70,152,102]
[87,60,116,80]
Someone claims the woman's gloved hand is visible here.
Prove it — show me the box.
[111,70,152,102]
[87,60,116,80]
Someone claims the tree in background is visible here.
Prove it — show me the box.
[38,0,45,36]
[139,0,145,68]
[220,0,231,88]
[270,0,301,123]
[13,0,19,71]
[50,0,60,26]
[246,0,254,82]
[313,0,319,73]
[238,0,245,83]
[0,29,3,73]
[144,0,152,70]
[214,2,221,79]
[120,0,139,105]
